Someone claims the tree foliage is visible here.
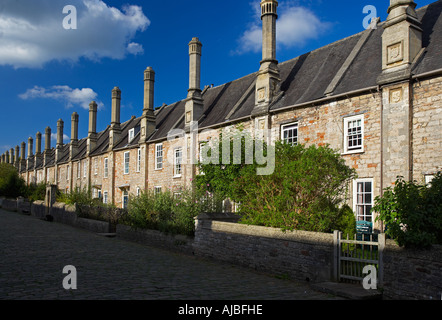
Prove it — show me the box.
[0,163,27,198]
[374,173,442,248]
[196,135,357,233]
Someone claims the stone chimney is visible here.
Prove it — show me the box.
[36,132,42,155]
[140,67,157,142]
[20,142,25,160]
[254,0,280,115]
[377,0,422,84]
[184,37,204,131]
[109,87,122,149]
[5,150,9,164]
[87,101,98,155]
[9,148,15,167]
[70,112,79,159]
[378,0,423,189]
[56,119,64,163]
[45,127,51,152]
[27,136,34,158]
[43,127,51,167]
[26,136,33,171]
[14,145,19,167]
[20,141,26,171]
[57,119,64,149]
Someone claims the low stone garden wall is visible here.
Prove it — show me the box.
[116,224,194,255]
[383,241,442,300]
[193,213,335,283]
[30,200,111,234]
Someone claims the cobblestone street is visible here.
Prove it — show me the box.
[0,209,343,301]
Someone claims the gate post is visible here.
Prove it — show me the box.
[45,185,57,216]
[378,233,385,287]
[333,230,340,282]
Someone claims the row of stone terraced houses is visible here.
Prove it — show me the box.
[1,0,441,232]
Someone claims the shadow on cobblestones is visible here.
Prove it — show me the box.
[0,209,344,301]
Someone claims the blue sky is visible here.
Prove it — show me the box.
[0,0,435,155]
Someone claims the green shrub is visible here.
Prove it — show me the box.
[26,182,48,202]
[57,187,93,206]
[0,163,27,198]
[374,173,442,248]
[125,186,224,237]
[197,139,357,233]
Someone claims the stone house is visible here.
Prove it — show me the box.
[3,0,441,233]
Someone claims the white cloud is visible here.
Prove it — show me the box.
[19,85,104,110]
[235,2,330,54]
[0,0,150,68]
[127,42,144,55]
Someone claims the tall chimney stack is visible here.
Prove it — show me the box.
[5,150,9,164]
[56,119,64,163]
[87,101,98,155]
[9,148,14,166]
[45,127,51,152]
[28,136,34,158]
[36,132,42,155]
[377,0,422,84]
[71,112,79,143]
[43,127,51,167]
[14,145,19,167]
[34,132,42,168]
[20,142,26,160]
[254,0,280,115]
[70,112,79,159]
[111,87,121,129]
[57,119,64,149]
[109,87,122,149]
[20,141,26,172]
[140,67,157,142]
[184,37,204,131]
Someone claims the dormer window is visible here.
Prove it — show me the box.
[128,128,135,142]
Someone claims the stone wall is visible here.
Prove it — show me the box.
[116,224,194,255]
[193,214,442,300]
[383,241,442,300]
[30,201,111,233]
[193,215,335,283]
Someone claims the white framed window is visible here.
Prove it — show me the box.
[103,191,108,204]
[122,190,129,209]
[344,115,364,154]
[128,128,135,142]
[281,122,298,146]
[136,148,141,172]
[425,175,435,186]
[174,147,182,177]
[94,158,98,175]
[155,143,163,170]
[154,186,162,195]
[353,178,374,222]
[67,165,70,180]
[136,187,141,197]
[83,160,87,178]
[77,162,80,179]
[104,158,109,178]
[124,151,130,175]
